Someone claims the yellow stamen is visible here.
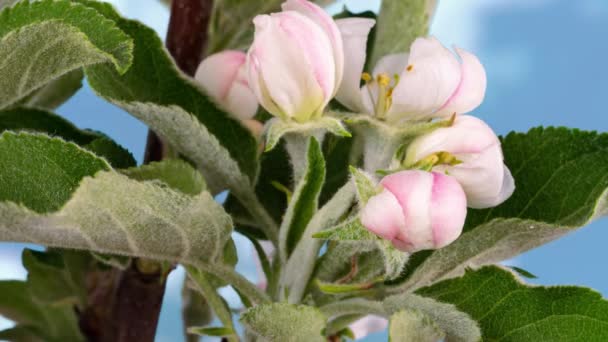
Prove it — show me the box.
[361,72,373,83]
[377,73,391,87]
[406,64,414,72]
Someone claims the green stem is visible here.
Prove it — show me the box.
[237,188,279,246]
[198,262,270,305]
[187,267,237,341]
[320,298,386,319]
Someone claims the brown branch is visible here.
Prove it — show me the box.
[79,1,214,341]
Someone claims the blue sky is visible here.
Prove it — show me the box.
[1,0,608,341]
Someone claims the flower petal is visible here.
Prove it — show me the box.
[388,37,461,122]
[373,53,409,77]
[335,18,376,113]
[195,50,246,102]
[360,188,406,242]
[282,0,344,95]
[248,13,334,121]
[429,172,467,248]
[435,47,487,117]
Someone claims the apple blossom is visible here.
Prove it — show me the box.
[246,0,343,123]
[405,115,515,209]
[194,50,258,120]
[360,170,467,253]
[335,17,486,123]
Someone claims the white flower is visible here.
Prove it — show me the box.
[195,50,258,120]
[405,115,515,209]
[335,18,486,123]
[246,0,344,123]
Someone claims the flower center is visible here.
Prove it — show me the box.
[361,72,400,120]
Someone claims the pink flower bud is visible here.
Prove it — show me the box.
[405,115,515,209]
[360,170,467,253]
[195,51,258,120]
[247,1,343,122]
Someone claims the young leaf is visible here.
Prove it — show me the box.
[187,326,236,338]
[312,218,376,241]
[389,309,445,342]
[383,293,481,342]
[241,303,327,342]
[417,266,608,341]
[395,127,608,291]
[121,159,206,196]
[0,107,136,168]
[369,0,437,67]
[279,137,326,258]
[349,167,378,205]
[0,0,133,108]
[82,7,258,192]
[265,117,350,152]
[0,133,233,264]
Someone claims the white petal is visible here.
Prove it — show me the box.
[282,0,344,95]
[388,37,461,122]
[406,115,499,164]
[373,53,409,77]
[195,51,246,102]
[435,47,487,117]
[224,81,259,120]
[335,18,376,112]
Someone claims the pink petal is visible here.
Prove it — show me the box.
[195,50,246,101]
[282,0,344,95]
[429,172,467,248]
[360,189,406,241]
[435,47,487,117]
[373,53,409,77]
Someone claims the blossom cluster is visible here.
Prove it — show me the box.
[194,0,514,253]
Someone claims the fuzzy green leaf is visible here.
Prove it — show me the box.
[389,309,445,342]
[349,167,378,205]
[122,159,206,196]
[265,117,350,152]
[17,69,84,110]
[0,0,133,108]
[313,218,376,241]
[188,326,236,337]
[83,6,258,192]
[383,293,481,342]
[418,266,608,341]
[279,138,326,258]
[0,132,233,264]
[369,0,437,67]
[396,127,608,291]
[0,107,135,168]
[241,303,327,342]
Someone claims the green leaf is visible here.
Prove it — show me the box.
[0,131,110,212]
[17,69,84,110]
[0,107,136,168]
[187,326,236,337]
[122,159,206,196]
[418,266,608,341]
[241,303,327,342]
[182,279,213,342]
[83,7,259,192]
[378,240,410,280]
[0,133,233,264]
[389,309,445,342]
[369,0,437,67]
[265,117,350,152]
[312,218,376,241]
[0,281,45,325]
[0,0,133,108]
[22,249,90,307]
[279,137,326,258]
[349,166,378,205]
[383,293,481,342]
[207,0,282,53]
[0,325,45,342]
[395,127,608,291]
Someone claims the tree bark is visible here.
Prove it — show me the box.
[79,1,213,341]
